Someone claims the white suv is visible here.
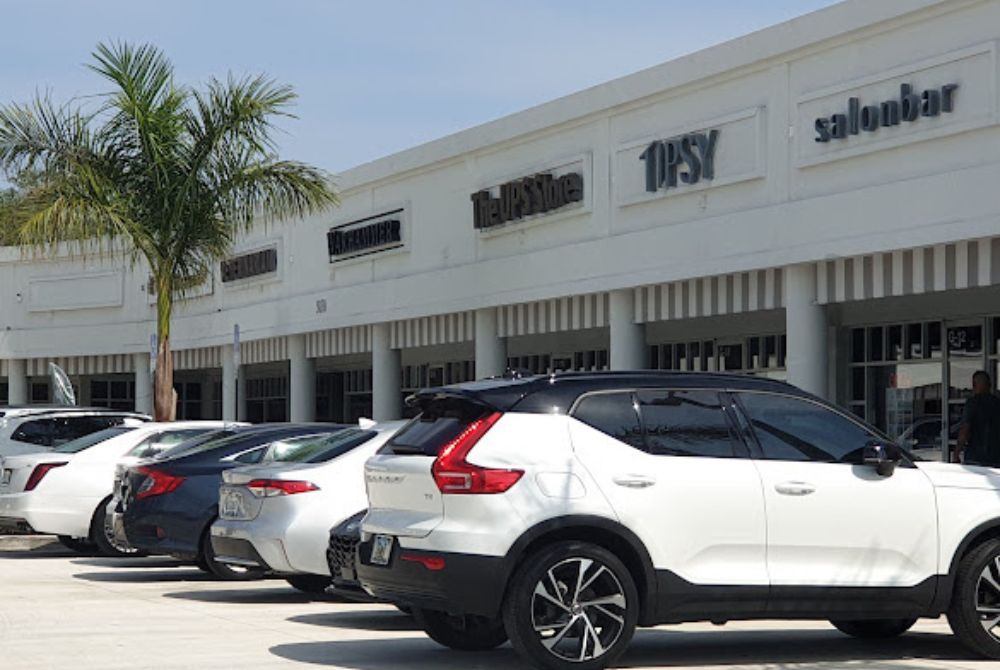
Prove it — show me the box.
[0,407,150,458]
[359,372,1000,670]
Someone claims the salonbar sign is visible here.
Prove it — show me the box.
[328,209,404,262]
[815,82,959,142]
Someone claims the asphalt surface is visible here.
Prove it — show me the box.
[2,539,1000,670]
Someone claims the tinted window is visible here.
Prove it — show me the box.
[637,390,740,458]
[52,416,124,445]
[156,429,242,460]
[738,392,880,464]
[386,400,489,456]
[127,429,212,459]
[52,426,134,453]
[573,392,644,449]
[12,419,53,446]
[232,446,266,464]
[263,429,375,464]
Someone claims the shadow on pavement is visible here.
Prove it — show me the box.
[72,568,213,584]
[271,628,975,669]
[163,586,329,605]
[71,557,186,569]
[271,637,513,668]
[0,547,82,559]
[288,609,420,633]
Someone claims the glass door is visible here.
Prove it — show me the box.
[946,322,985,460]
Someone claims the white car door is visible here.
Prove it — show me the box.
[569,389,768,592]
[735,390,938,589]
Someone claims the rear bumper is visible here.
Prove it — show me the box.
[210,520,293,573]
[356,537,507,618]
[0,493,90,538]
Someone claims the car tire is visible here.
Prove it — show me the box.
[830,618,916,639]
[503,541,638,670]
[200,531,267,582]
[285,574,332,594]
[90,498,146,558]
[948,538,1000,658]
[412,608,507,651]
[56,535,96,554]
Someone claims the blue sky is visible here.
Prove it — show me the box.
[0,0,837,176]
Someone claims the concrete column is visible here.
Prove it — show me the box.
[784,263,828,398]
[221,344,237,422]
[8,359,27,405]
[372,323,402,421]
[288,334,315,422]
[475,308,507,379]
[133,353,153,415]
[609,289,645,370]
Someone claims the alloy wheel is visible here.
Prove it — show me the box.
[530,556,627,663]
[976,555,1000,639]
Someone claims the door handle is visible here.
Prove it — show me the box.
[774,481,816,496]
[612,474,656,489]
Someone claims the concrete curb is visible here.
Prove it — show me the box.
[0,534,58,552]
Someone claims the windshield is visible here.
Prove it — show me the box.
[51,426,136,454]
[261,429,373,464]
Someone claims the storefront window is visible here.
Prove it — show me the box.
[246,376,288,423]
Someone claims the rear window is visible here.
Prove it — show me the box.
[126,429,213,459]
[263,429,374,464]
[52,426,135,453]
[384,400,489,456]
[154,429,241,460]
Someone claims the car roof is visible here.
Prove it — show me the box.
[0,407,150,419]
[408,370,810,413]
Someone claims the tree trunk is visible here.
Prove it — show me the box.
[153,272,176,421]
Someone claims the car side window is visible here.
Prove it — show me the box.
[231,446,267,464]
[12,419,53,446]
[737,392,880,464]
[636,389,741,458]
[572,392,644,450]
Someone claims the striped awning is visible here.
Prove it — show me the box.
[24,354,136,377]
[497,293,609,337]
[306,325,371,358]
[390,312,474,349]
[173,346,222,371]
[240,336,288,366]
[816,238,1000,304]
[633,269,785,324]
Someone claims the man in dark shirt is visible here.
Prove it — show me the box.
[955,370,1000,467]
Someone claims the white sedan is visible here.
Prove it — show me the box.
[0,421,231,555]
[210,420,405,593]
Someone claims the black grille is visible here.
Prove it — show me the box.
[327,532,360,580]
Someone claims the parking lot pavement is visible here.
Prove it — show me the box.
[2,543,1000,670]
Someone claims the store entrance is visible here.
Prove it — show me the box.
[848,317,1000,462]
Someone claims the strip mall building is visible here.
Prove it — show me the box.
[2,0,1000,460]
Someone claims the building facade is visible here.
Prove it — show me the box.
[2,0,1000,461]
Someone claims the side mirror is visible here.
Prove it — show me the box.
[864,441,900,477]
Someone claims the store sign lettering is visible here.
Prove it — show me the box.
[639,129,719,193]
[815,83,958,143]
[471,172,584,230]
[327,210,405,262]
[221,247,278,282]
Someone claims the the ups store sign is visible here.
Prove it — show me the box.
[471,171,584,230]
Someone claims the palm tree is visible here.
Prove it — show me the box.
[0,42,337,420]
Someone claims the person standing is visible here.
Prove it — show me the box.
[955,370,1000,467]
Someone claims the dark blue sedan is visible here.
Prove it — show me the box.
[120,424,342,579]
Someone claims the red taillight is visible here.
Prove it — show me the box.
[431,411,523,494]
[25,462,68,491]
[135,467,185,500]
[246,479,319,498]
[400,552,446,571]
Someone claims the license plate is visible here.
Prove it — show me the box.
[1,470,10,486]
[220,490,246,519]
[370,534,394,566]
